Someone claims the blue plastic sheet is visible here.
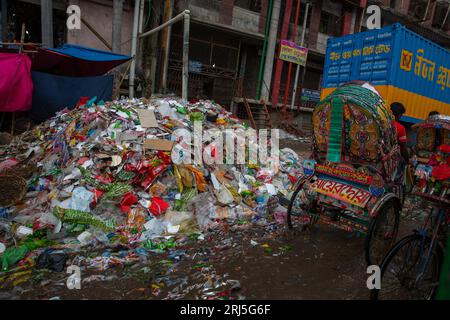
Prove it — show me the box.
[30,71,113,123]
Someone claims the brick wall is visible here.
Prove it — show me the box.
[259,0,269,33]
[219,0,234,25]
[341,10,353,35]
[308,0,322,50]
[395,0,410,15]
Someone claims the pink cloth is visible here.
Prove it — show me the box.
[0,53,33,112]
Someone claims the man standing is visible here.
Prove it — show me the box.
[390,102,409,162]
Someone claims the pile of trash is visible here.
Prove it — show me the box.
[0,96,304,281]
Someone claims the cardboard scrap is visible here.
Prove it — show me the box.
[136,110,158,128]
[144,139,174,151]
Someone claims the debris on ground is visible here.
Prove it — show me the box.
[0,96,306,299]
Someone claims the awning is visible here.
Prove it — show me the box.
[30,44,131,77]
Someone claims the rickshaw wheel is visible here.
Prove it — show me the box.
[365,199,400,266]
[287,181,305,229]
[286,180,317,231]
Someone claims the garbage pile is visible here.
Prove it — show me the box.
[0,96,304,283]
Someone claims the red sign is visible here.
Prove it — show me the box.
[311,179,372,208]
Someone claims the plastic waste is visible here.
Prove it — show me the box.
[158,101,180,119]
[141,218,165,239]
[15,226,33,238]
[77,231,94,245]
[53,206,116,232]
[68,187,93,212]
[216,185,234,205]
[192,193,216,228]
[36,249,68,272]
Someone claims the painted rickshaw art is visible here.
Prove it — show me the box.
[412,114,450,204]
[287,84,404,265]
[370,115,449,300]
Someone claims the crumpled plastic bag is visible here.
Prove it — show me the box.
[192,193,216,228]
[141,218,165,239]
[157,101,180,119]
[163,210,197,234]
[68,187,93,212]
[216,185,234,205]
[36,249,68,272]
[149,197,170,216]
[1,238,51,271]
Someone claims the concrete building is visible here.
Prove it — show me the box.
[366,0,450,48]
[163,0,450,112]
[163,0,367,110]
[1,0,448,111]
[0,0,134,55]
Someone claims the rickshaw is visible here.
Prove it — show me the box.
[287,84,404,265]
[371,115,449,300]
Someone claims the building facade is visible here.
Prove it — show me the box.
[1,0,449,110]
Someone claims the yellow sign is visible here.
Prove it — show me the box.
[279,40,308,66]
[400,49,413,72]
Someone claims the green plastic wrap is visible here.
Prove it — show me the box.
[53,206,116,232]
[142,238,176,251]
[1,238,53,271]
[1,246,29,271]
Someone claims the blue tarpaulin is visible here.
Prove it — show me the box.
[48,44,130,62]
[31,44,131,77]
[30,71,113,123]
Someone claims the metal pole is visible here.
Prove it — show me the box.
[182,11,190,102]
[137,0,145,66]
[112,0,124,53]
[41,0,53,47]
[422,0,432,22]
[81,17,112,50]
[162,0,174,93]
[283,0,301,112]
[129,0,141,98]
[261,0,282,102]
[139,11,187,38]
[442,3,450,30]
[138,10,190,100]
[138,0,145,33]
[271,0,294,111]
[290,2,309,110]
[230,40,242,114]
[256,0,273,100]
[358,5,365,32]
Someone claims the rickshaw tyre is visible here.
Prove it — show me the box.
[287,181,306,229]
[370,234,443,300]
[364,198,400,266]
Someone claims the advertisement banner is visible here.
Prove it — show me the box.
[279,40,308,66]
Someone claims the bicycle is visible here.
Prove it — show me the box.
[370,195,449,300]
